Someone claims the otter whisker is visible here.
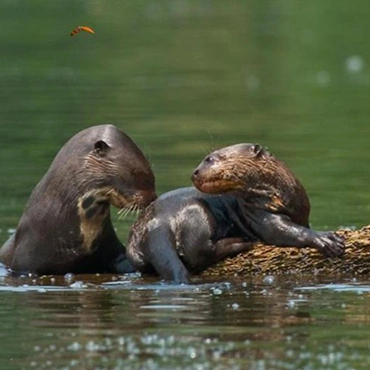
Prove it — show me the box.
[118,207,130,220]
[132,204,137,213]
[117,207,127,216]
[117,209,127,218]
[132,203,139,214]
[106,188,115,196]
[117,202,138,220]
[118,210,127,221]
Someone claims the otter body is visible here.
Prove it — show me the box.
[127,187,252,283]
[127,143,344,283]
[0,124,156,275]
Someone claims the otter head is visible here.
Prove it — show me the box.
[57,124,157,250]
[192,143,310,224]
[192,143,270,194]
[71,125,156,211]
[82,134,156,207]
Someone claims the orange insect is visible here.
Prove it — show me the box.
[70,26,95,37]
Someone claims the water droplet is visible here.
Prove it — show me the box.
[231,303,240,310]
[316,71,330,87]
[211,288,223,295]
[346,55,364,73]
[263,275,275,285]
[69,281,85,289]
[246,74,260,91]
[64,273,74,284]
[68,342,81,351]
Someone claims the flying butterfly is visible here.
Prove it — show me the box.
[70,26,95,37]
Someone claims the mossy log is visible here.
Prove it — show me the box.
[203,226,370,276]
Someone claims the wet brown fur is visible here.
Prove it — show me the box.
[193,145,310,227]
[127,143,343,282]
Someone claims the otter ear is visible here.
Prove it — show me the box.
[94,140,109,156]
[252,144,264,158]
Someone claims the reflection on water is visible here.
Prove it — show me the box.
[1,273,370,369]
[1,1,370,369]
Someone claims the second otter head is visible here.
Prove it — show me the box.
[192,143,310,225]
[192,143,271,194]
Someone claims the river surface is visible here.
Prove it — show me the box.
[1,1,370,369]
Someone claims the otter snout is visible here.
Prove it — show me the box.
[192,165,217,193]
[191,166,203,189]
[136,189,157,207]
[191,168,199,182]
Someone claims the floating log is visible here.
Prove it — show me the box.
[203,226,370,276]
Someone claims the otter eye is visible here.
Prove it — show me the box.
[204,156,215,164]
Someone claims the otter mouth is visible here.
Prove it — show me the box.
[115,190,157,219]
[106,188,157,211]
[194,179,241,194]
[79,187,157,217]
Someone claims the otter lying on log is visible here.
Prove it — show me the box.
[127,143,344,283]
[0,125,156,275]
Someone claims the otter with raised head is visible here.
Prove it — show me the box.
[127,143,344,283]
[0,124,156,275]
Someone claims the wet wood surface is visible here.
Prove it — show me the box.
[203,226,370,276]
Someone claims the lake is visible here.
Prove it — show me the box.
[1,1,370,369]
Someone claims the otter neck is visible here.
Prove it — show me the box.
[77,188,113,252]
[202,196,260,242]
[237,187,310,227]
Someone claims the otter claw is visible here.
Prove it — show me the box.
[315,232,345,258]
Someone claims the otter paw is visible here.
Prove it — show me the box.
[314,232,345,258]
[113,254,137,273]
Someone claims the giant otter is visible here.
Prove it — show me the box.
[127,143,344,283]
[0,124,156,275]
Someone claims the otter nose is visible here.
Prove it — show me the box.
[191,169,200,183]
[137,189,157,207]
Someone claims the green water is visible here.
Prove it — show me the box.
[1,1,370,369]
